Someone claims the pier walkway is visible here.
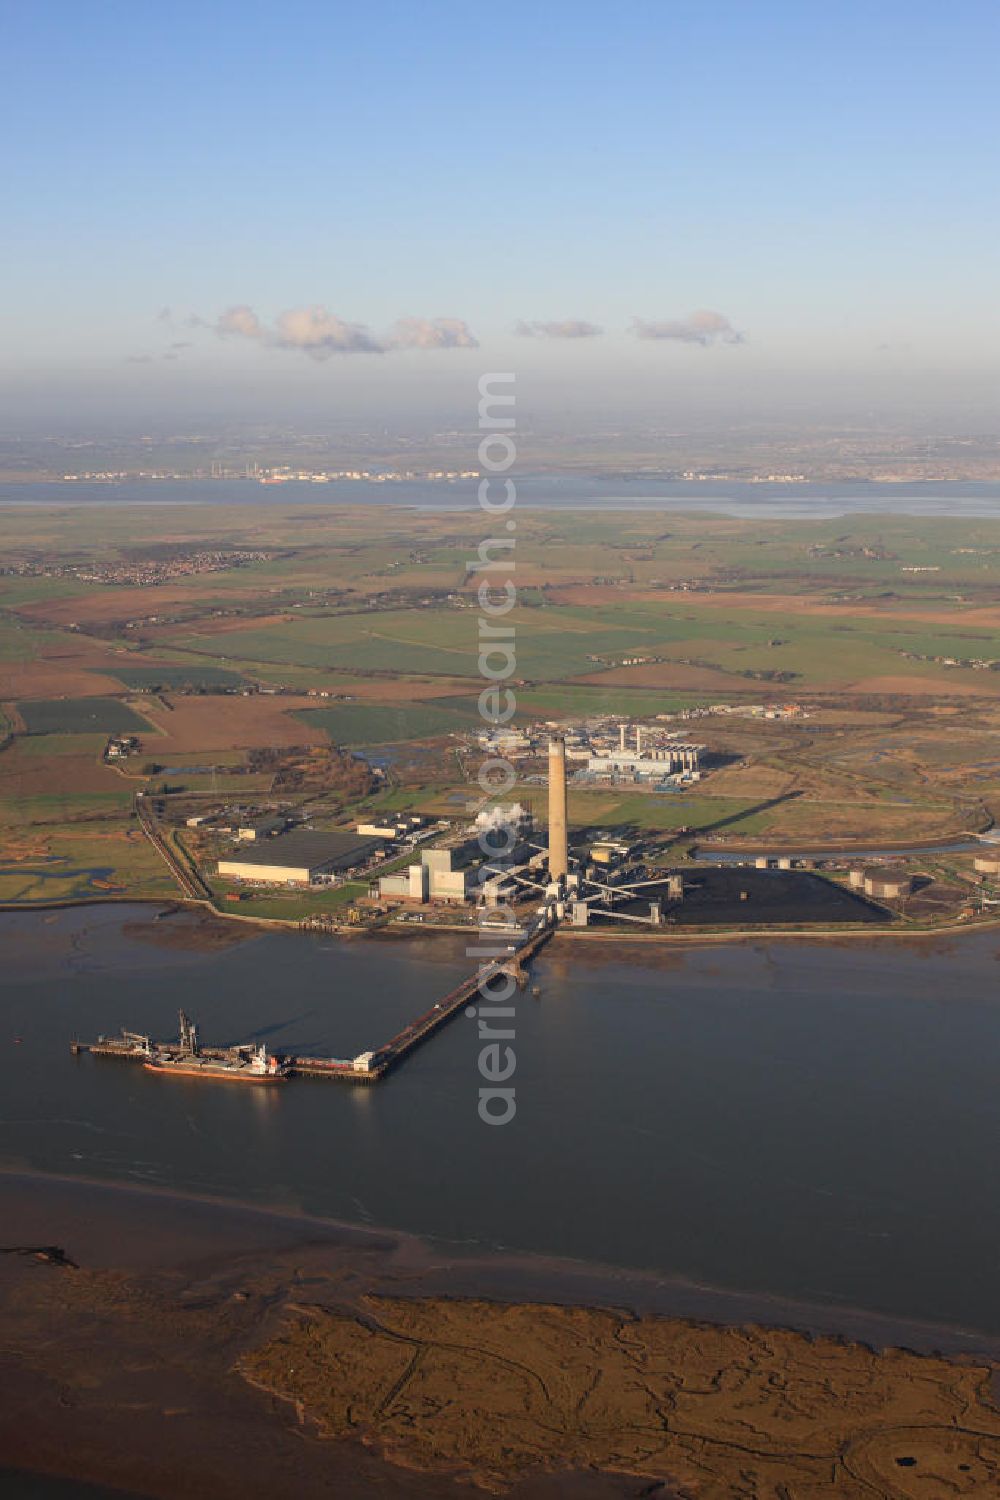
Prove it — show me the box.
[73,919,556,1086]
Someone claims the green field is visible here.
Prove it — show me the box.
[513,685,711,717]
[0,616,65,661]
[17,697,151,735]
[177,605,685,681]
[173,594,1000,694]
[490,785,779,836]
[111,663,247,691]
[0,789,136,826]
[205,878,368,920]
[298,698,480,745]
[13,732,106,758]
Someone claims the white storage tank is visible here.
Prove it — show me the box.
[863,870,913,900]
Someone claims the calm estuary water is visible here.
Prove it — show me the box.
[3,904,1000,1336]
[5,476,1000,518]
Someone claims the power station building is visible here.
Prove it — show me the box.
[586,725,702,780]
[376,833,530,906]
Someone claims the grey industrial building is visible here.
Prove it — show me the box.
[217,830,381,886]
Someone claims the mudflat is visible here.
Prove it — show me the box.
[2,1173,999,1499]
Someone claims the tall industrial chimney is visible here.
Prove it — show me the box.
[619,722,627,752]
[547,735,569,881]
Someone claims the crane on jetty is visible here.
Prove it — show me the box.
[72,917,555,1086]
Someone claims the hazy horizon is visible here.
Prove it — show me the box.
[3,0,999,445]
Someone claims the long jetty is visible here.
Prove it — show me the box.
[73,922,555,1085]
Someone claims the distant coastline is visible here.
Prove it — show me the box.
[5,474,1000,519]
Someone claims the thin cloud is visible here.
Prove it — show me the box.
[388,316,478,350]
[216,304,265,341]
[272,306,382,355]
[631,310,745,346]
[514,319,604,339]
[211,304,477,358]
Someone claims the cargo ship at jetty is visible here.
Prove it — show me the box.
[71,924,554,1088]
[144,1045,286,1084]
[142,1010,286,1084]
[87,1009,288,1085]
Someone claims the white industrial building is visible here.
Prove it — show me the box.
[376,829,530,907]
[378,844,479,904]
[356,815,424,840]
[587,745,702,778]
[586,723,703,779]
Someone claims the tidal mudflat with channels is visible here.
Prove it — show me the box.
[3,1173,1000,1497]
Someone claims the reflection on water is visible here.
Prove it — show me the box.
[3,904,1000,1335]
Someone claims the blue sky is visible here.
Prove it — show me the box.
[3,0,999,429]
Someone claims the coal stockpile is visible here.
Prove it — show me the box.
[615,868,886,926]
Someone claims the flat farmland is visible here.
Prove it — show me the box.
[109,663,247,691]
[544,599,1000,695]
[177,604,697,681]
[0,738,127,797]
[0,616,65,661]
[297,698,480,745]
[12,576,279,629]
[323,675,475,701]
[3,503,1000,862]
[178,611,482,676]
[171,659,478,699]
[0,628,149,699]
[0,788,134,827]
[11,732,106,758]
[0,659,129,698]
[512,685,710,717]
[16,697,152,735]
[136,693,330,752]
[579,660,765,693]
[846,674,991,696]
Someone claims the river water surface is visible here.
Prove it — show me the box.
[6,475,1000,518]
[3,904,1000,1337]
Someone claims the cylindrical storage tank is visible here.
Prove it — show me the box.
[777,856,792,870]
[974,855,1000,876]
[848,869,866,889]
[863,871,913,899]
[755,856,769,869]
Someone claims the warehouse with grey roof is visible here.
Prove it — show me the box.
[217,830,381,887]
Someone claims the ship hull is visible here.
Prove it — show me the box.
[142,1061,286,1085]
